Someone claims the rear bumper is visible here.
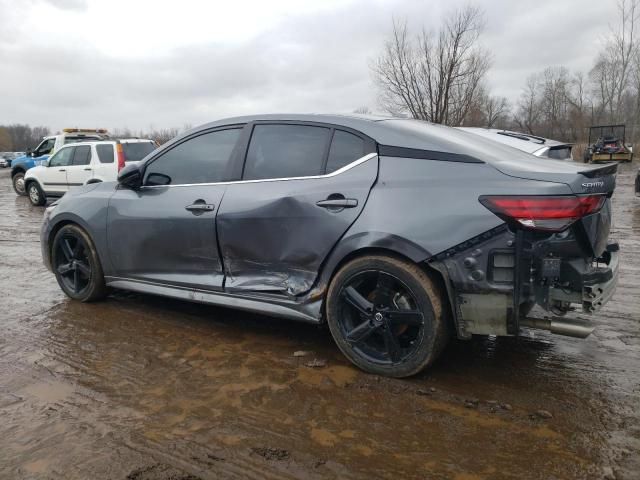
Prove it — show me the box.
[547,248,619,313]
[432,227,619,339]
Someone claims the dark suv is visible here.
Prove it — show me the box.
[41,115,619,377]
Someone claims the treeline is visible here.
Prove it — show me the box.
[372,0,640,144]
[0,125,50,151]
[0,124,191,152]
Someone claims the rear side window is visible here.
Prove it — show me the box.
[144,128,241,185]
[326,130,365,173]
[122,142,156,161]
[243,125,330,180]
[72,145,91,165]
[96,144,114,163]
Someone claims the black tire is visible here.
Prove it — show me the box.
[12,171,27,196]
[26,181,46,206]
[326,255,449,378]
[51,224,107,302]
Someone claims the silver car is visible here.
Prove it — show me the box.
[459,128,574,160]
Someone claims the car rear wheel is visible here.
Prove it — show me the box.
[12,172,26,196]
[326,255,448,378]
[27,182,46,206]
[51,224,107,302]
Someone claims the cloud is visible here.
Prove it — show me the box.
[0,0,616,132]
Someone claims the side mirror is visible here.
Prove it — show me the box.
[26,148,33,157]
[146,172,171,186]
[117,163,142,190]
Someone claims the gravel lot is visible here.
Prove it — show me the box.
[0,164,638,479]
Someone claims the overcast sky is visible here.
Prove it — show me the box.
[0,0,618,132]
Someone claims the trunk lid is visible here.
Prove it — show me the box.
[489,157,617,257]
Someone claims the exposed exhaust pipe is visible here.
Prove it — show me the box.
[521,317,595,339]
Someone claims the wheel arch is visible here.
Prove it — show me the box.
[86,178,103,184]
[11,166,26,177]
[47,216,101,270]
[310,232,453,323]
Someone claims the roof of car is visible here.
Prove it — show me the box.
[176,114,550,165]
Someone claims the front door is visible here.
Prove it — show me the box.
[42,146,74,195]
[217,123,378,296]
[106,127,244,291]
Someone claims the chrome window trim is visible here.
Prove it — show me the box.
[140,152,378,189]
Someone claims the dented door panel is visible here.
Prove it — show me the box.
[217,156,378,296]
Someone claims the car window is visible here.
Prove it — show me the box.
[243,124,330,180]
[48,147,74,167]
[326,130,366,173]
[144,128,241,185]
[72,145,91,166]
[36,139,55,156]
[122,142,155,161]
[96,144,115,163]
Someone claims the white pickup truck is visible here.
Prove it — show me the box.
[24,138,156,206]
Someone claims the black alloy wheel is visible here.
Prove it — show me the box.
[338,270,424,364]
[326,255,448,377]
[52,225,107,301]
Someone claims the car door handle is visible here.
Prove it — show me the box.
[83,168,92,171]
[185,201,215,215]
[316,198,358,208]
[58,169,66,172]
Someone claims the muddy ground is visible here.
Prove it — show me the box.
[0,164,638,480]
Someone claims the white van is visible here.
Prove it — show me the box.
[24,139,156,206]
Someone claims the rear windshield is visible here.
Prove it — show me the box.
[123,142,155,161]
[547,147,572,160]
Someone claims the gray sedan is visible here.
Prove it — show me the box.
[40,115,618,377]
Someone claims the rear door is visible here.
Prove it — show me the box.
[65,145,94,187]
[217,123,378,296]
[107,127,244,291]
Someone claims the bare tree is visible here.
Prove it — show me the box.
[371,6,491,125]
[0,128,13,151]
[514,74,542,134]
[482,94,509,128]
[353,106,372,115]
[590,0,639,122]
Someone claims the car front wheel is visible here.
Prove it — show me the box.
[27,182,46,206]
[12,172,27,196]
[51,224,107,302]
[326,255,449,378]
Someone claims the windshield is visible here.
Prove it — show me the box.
[122,142,156,161]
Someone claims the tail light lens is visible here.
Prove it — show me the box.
[116,144,125,172]
[479,195,606,232]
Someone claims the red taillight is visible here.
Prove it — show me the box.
[116,144,125,172]
[479,195,606,231]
